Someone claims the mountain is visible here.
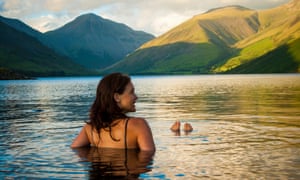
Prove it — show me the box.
[44,13,155,69]
[0,16,44,41]
[102,0,300,74]
[214,0,300,73]
[224,38,300,73]
[0,20,93,77]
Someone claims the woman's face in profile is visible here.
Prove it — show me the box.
[115,81,138,113]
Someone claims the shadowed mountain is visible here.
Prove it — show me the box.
[0,21,93,77]
[44,13,155,69]
[102,0,300,74]
[0,15,44,41]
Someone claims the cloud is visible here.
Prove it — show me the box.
[26,14,70,33]
[0,0,290,36]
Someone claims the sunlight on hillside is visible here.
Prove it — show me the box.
[141,6,259,49]
[198,6,256,20]
[236,0,300,48]
[140,19,209,49]
[288,38,300,72]
[214,38,275,72]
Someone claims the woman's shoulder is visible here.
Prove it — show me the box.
[128,117,150,130]
[82,123,92,132]
[127,117,155,151]
[128,117,147,124]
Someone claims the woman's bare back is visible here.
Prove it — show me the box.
[82,118,154,150]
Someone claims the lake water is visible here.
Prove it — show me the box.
[0,74,300,179]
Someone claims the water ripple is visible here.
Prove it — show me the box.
[1,75,300,179]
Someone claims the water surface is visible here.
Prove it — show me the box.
[0,74,299,179]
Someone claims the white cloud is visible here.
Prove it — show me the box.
[25,14,69,32]
[0,0,291,35]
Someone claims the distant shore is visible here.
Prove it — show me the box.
[0,68,34,80]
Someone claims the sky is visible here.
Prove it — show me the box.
[0,0,291,36]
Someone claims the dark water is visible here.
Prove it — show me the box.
[0,74,300,179]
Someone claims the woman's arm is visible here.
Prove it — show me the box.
[71,125,90,148]
[135,118,155,152]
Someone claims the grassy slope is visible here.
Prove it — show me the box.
[213,38,275,72]
[0,21,93,76]
[104,42,229,74]
[224,38,300,73]
[214,0,300,73]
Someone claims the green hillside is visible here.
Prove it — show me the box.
[102,0,300,74]
[214,39,300,74]
[104,42,231,74]
[0,21,93,77]
[225,38,300,73]
[214,0,300,73]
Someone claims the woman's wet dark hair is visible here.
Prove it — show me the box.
[88,72,131,141]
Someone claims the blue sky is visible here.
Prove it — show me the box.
[0,0,290,36]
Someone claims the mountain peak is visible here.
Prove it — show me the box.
[205,5,251,14]
[286,0,300,9]
[197,5,255,20]
[141,4,258,48]
[75,13,105,22]
[44,13,154,69]
[78,13,99,18]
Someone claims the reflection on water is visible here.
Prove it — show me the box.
[74,147,154,179]
[0,74,300,179]
[133,74,300,179]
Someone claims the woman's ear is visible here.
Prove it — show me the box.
[114,93,120,103]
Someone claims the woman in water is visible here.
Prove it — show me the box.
[71,73,155,152]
